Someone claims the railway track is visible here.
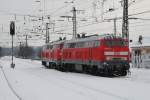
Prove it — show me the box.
[23,67,130,100]
[56,76,130,100]
[0,65,23,100]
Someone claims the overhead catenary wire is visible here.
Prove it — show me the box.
[55,20,108,33]
[128,10,150,16]
[1,8,150,34]
[64,22,150,35]
[1,0,150,46]
[49,5,71,16]
[48,0,89,17]
[50,0,93,18]
[0,0,149,21]
[54,9,150,33]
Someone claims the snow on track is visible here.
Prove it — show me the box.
[0,66,22,100]
[0,66,19,100]
[0,56,150,100]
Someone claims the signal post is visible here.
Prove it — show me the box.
[10,21,15,68]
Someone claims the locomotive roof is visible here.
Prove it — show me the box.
[44,40,65,46]
[65,34,122,44]
[43,34,123,46]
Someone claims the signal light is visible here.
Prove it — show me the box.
[10,21,15,36]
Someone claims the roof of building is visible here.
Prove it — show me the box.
[130,36,150,48]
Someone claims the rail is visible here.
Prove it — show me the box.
[0,65,23,100]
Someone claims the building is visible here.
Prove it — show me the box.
[130,36,150,68]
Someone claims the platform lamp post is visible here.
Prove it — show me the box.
[10,21,15,68]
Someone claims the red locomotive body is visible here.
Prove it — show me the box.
[41,34,130,76]
[41,41,64,68]
[41,44,49,64]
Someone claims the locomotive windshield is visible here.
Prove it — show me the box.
[104,39,126,47]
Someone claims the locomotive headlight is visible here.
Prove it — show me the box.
[121,57,127,60]
[106,56,112,61]
[123,57,127,60]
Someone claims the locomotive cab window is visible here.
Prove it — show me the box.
[104,40,112,47]
[104,40,125,47]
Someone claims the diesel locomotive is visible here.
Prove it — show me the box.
[41,34,130,76]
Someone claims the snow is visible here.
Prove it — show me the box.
[1,0,150,47]
[0,67,18,100]
[0,56,150,100]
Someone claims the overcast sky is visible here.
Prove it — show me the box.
[0,0,150,47]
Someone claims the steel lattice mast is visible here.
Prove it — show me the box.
[122,0,129,42]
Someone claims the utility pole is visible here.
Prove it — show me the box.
[25,35,28,47]
[104,18,117,36]
[18,42,22,57]
[60,7,83,39]
[122,0,129,42]
[114,18,117,36]
[72,7,77,39]
[19,42,22,47]
[92,1,97,22]
[72,7,84,39]
[1,24,3,32]
[122,0,129,61]
[45,23,49,43]
[19,42,21,56]
[100,0,105,21]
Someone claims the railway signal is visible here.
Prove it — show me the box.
[10,21,15,68]
[10,21,15,36]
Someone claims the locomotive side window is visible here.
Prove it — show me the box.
[84,41,93,48]
[46,45,49,49]
[50,45,53,49]
[64,43,76,48]
[73,41,100,48]
[105,40,112,47]
[85,42,89,47]
[88,41,92,47]
[64,43,68,48]
[56,44,60,48]
[94,41,100,47]
[64,40,100,48]
[43,46,46,50]
[70,43,75,48]
[53,45,56,49]
[47,45,49,49]
[47,45,51,49]
[75,42,84,48]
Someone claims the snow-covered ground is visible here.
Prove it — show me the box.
[0,56,150,100]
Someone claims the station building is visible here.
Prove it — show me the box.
[130,36,150,68]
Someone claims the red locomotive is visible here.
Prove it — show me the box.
[41,34,130,76]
